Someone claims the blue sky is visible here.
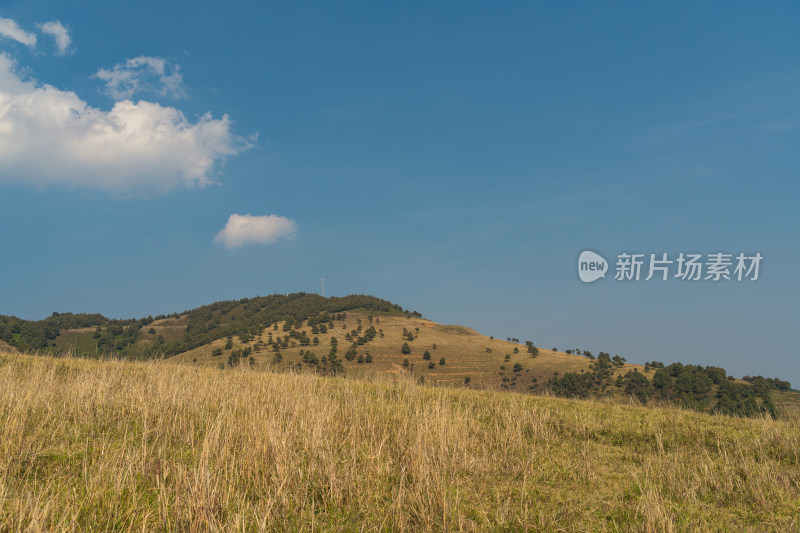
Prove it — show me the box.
[0,1,798,384]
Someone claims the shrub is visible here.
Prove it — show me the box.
[423,350,431,361]
[439,357,446,366]
[401,343,411,355]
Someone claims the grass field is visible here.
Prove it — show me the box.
[1,351,798,531]
[49,310,800,418]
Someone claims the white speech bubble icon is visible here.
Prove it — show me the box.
[578,251,608,283]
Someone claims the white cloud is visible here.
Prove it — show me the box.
[214,214,298,248]
[0,53,251,194]
[0,16,36,47]
[94,56,185,100]
[37,21,71,55]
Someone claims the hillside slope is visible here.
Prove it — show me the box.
[2,293,795,417]
[0,351,797,531]
[168,311,614,391]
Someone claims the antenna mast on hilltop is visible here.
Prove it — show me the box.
[321,277,325,298]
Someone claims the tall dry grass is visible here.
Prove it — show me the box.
[0,351,798,531]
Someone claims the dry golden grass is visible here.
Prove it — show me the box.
[170,313,638,391]
[1,351,798,531]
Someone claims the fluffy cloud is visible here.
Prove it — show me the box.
[0,16,36,47]
[0,54,250,194]
[37,21,71,55]
[94,56,185,100]
[214,214,298,248]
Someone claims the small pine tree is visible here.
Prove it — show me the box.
[423,350,431,360]
[401,343,411,355]
[402,358,410,367]
[439,357,445,366]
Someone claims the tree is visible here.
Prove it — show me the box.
[428,362,435,369]
[526,342,538,356]
[423,350,431,360]
[513,363,523,373]
[439,357,446,366]
[224,337,233,350]
[402,358,409,367]
[402,343,411,355]
[621,370,654,403]
[464,376,471,386]
[357,354,365,364]
[365,354,373,363]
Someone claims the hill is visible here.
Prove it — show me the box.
[0,351,797,531]
[0,293,407,357]
[1,293,796,418]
